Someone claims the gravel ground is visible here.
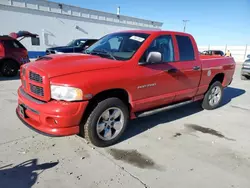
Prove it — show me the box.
[0,64,249,188]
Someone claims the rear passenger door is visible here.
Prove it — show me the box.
[172,35,202,102]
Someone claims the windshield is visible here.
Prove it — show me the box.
[85,32,149,60]
[67,39,86,47]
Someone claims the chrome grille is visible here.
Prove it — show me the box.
[30,84,44,97]
[29,71,43,83]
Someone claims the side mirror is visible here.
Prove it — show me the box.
[247,54,250,59]
[146,51,162,64]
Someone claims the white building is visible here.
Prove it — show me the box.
[0,0,163,58]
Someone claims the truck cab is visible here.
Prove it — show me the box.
[16,30,235,147]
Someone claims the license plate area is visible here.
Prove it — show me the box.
[19,104,26,118]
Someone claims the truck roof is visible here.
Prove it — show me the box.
[117,30,192,36]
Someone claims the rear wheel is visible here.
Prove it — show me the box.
[202,81,223,110]
[1,60,19,77]
[81,97,129,147]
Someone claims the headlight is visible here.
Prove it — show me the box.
[50,85,83,101]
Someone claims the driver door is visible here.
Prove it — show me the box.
[132,35,181,112]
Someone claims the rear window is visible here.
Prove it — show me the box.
[31,37,40,46]
[3,40,25,49]
[176,35,195,61]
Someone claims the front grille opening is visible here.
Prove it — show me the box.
[20,87,45,104]
[30,84,44,97]
[29,71,43,83]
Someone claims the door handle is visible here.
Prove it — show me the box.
[165,68,178,73]
[193,66,201,71]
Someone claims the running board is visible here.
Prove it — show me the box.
[136,100,193,118]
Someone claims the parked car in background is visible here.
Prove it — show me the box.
[241,54,250,80]
[0,31,37,77]
[17,30,235,147]
[46,39,98,55]
[201,50,225,56]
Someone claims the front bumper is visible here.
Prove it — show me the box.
[16,87,88,136]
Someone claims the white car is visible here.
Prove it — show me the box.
[241,54,250,80]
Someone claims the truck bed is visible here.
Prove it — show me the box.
[199,55,235,89]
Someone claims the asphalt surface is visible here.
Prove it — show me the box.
[0,64,250,188]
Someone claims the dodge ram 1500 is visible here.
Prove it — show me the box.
[16,30,235,147]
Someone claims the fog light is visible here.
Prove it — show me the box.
[46,117,58,126]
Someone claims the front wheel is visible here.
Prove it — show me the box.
[81,98,129,147]
[202,81,223,110]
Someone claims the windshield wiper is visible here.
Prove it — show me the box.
[90,49,116,60]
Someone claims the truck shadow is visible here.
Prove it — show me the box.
[0,74,20,81]
[221,87,246,106]
[0,159,58,188]
[121,87,245,143]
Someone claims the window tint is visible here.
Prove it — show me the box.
[31,37,40,46]
[176,35,195,61]
[86,33,149,60]
[108,37,122,51]
[84,40,97,47]
[4,40,25,49]
[141,35,174,63]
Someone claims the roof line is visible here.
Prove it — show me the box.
[48,0,163,25]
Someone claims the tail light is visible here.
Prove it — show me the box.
[0,42,4,55]
[25,50,28,57]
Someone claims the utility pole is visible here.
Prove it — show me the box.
[183,20,189,32]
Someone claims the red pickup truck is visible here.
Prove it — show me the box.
[16,30,235,147]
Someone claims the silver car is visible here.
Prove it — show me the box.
[241,54,250,80]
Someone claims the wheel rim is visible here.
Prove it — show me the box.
[3,64,15,76]
[208,86,222,106]
[96,107,124,141]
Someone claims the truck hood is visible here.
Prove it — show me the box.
[47,46,81,53]
[30,54,123,78]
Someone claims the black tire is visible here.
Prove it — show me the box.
[202,81,223,110]
[241,75,249,80]
[1,60,19,77]
[81,97,129,147]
